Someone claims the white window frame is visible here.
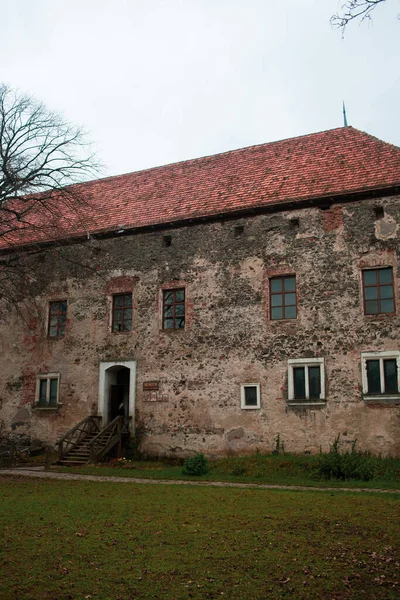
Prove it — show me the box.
[240,383,261,410]
[34,373,61,408]
[288,358,325,405]
[361,351,400,400]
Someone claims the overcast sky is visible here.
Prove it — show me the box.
[1,0,399,177]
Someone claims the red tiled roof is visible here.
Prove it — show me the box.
[2,127,400,249]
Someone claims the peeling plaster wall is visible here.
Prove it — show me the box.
[0,195,399,456]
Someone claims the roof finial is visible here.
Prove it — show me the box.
[343,101,348,127]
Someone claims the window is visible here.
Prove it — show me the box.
[288,358,325,404]
[163,288,185,329]
[270,276,297,320]
[361,352,400,399]
[240,384,260,409]
[35,373,60,407]
[48,300,67,338]
[112,294,132,332]
[362,268,395,315]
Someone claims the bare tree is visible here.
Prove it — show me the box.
[0,84,100,308]
[331,0,396,33]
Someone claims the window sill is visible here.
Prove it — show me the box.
[287,400,326,408]
[32,404,63,411]
[111,331,132,335]
[363,395,400,406]
[241,405,260,410]
[363,313,396,320]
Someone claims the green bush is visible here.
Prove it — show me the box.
[182,453,209,476]
[315,436,375,481]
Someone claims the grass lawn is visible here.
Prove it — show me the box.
[1,477,399,599]
[51,452,400,490]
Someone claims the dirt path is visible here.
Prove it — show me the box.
[0,467,398,494]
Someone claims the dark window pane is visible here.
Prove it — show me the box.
[244,386,258,406]
[284,277,296,292]
[378,268,393,284]
[175,290,185,302]
[49,316,58,328]
[271,278,282,292]
[175,304,185,317]
[365,300,379,314]
[114,295,124,308]
[163,291,174,304]
[271,307,283,320]
[39,380,47,404]
[124,294,132,308]
[284,293,296,306]
[366,360,381,394]
[384,360,398,394]
[164,318,173,329]
[49,379,58,405]
[309,367,321,400]
[365,286,378,300]
[380,285,394,299]
[364,270,377,285]
[177,318,185,329]
[113,309,122,330]
[60,301,67,314]
[164,306,173,317]
[284,305,297,319]
[381,299,395,313]
[49,301,60,315]
[293,367,306,399]
[271,294,283,307]
[49,326,58,337]
[123,309,132,331]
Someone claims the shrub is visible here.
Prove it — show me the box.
[182,454,209,476]
[315,436,375,481]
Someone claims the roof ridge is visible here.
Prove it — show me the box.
[73,126,363,188]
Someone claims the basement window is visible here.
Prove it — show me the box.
[234,225,244,237]
[34,373,60,408]
[288,358,325,405]
[163,235,172,247]
[240,384,260,409]
[361,351,400,404]
[374,206,384,220]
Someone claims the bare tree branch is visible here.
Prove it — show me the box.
[0,84,102,307]
[330,0,397,34]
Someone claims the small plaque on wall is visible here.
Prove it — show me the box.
[143,381,159,391]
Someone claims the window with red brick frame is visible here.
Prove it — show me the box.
[163,288,185,329]
[362,268,395,315]
[112,293,133,332]
[270,276,297,320]
[48,301,67,338]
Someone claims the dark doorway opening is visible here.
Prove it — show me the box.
[109,367,130,423]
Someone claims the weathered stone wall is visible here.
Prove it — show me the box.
[0,194,399,456]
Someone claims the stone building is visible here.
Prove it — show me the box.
[0,126,399,457]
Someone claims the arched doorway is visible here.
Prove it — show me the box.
[98,361,137,433]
